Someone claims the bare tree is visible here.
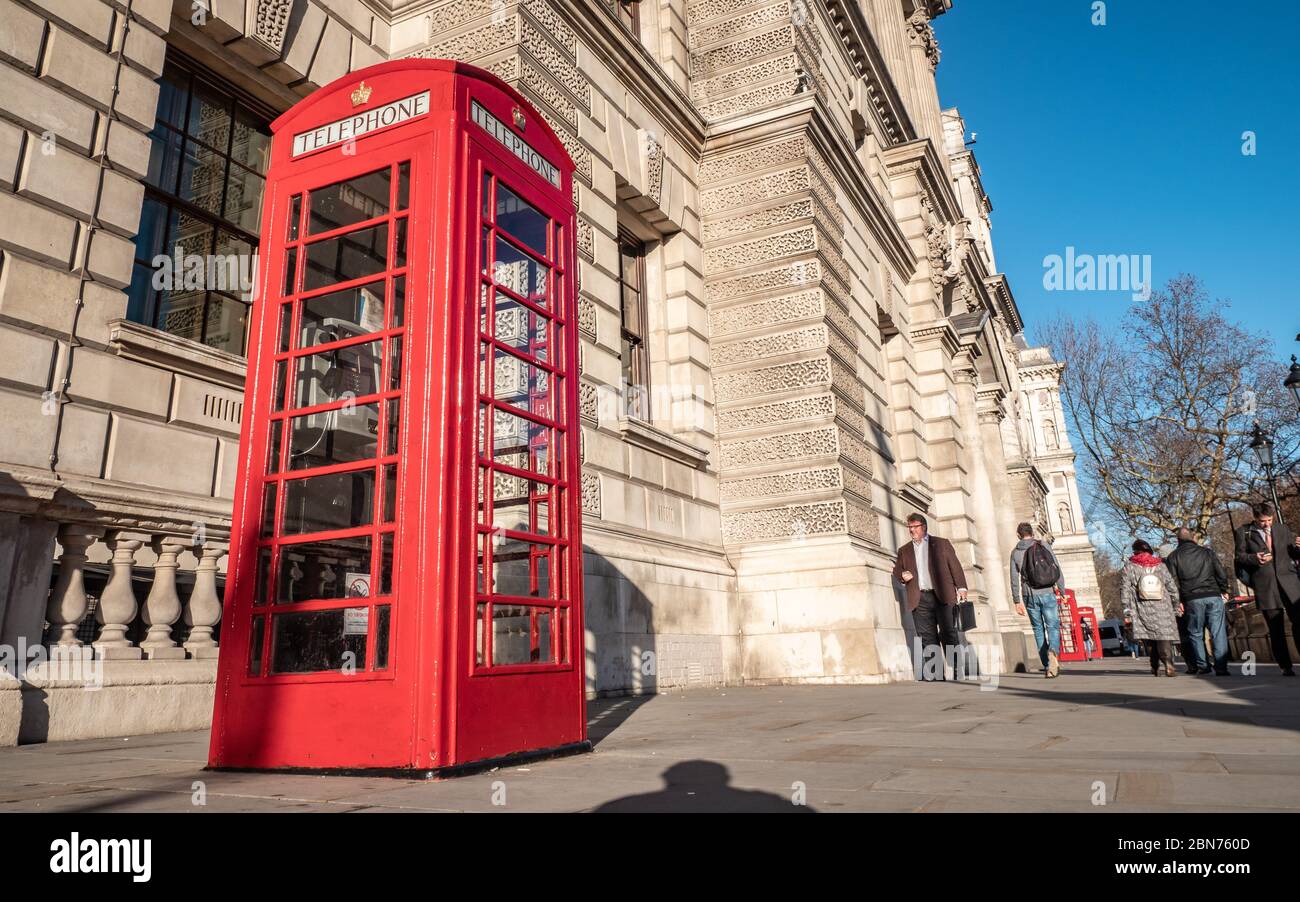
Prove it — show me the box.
[1042,275,1298,541]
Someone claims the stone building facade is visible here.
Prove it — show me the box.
[0,0,1099,743]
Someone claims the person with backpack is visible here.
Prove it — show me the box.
[1009,523,1068,678]
[1120,539,1183,676]
[1165,526,1231,675]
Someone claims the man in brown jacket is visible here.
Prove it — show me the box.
[892,512,969,680]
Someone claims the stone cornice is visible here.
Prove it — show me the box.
[909,320,960,356]
[983,273,1023,334]
[824,0,917,144]
[567,0,707,157]
[805,107,916,280]
[883,137,961,225]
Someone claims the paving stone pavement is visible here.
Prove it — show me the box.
[2,657,1298,812]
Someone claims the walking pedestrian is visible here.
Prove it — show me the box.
[1009,523,1067,677]
[1119,539,1183,676]
[892,513,970,680]
[1234,502,1300,676]
[1165,526,1231,676]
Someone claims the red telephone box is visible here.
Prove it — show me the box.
[209,60,587,776]
[1056,589,1087,662]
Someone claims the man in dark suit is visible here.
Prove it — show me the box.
[1235,502,1300,676]
[892,512,969,680]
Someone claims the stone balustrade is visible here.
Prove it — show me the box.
[42,522,228,664]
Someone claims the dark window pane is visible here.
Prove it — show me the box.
[374,605,391,669]
[270,608,368,674]
[481,172,492,219]
[281,469,375,536]
[283,247,297,297]
[388,334,403,390]
[383,463,397,523]
[273,359,287,412]
[380,533,394,595]
[156,66,189,128]
[223,164,264,234]
[133,197,168,262]
[278,304,292,353]
[126,262,158,326]
[309,168,391,234]
[260,482,277,538]
[276,536,372,604]
[385,397,400,456]
[294,340,382,407]
[288,403,380,470]
[178,138,227,216]
[256,547,272,604]
[145,128,183,193]
[186,80,232,150]
[492,605,553,664]
[214,230,255,303]
[299,281,386,345]
[391,275,405,328]
[394,217,407,268]
[397,162,410,210]
[156,289,205,344]
[248,615,264,676]
[202,293,248,355]
[495,181,548,257]
[230,106,270,174]
[288,194,301,241]
[267,419,282,473]
[493,235,548,305]
[304,223,388,290]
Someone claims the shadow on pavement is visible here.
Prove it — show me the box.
[591,760,815,813]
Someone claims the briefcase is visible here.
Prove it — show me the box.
[953,599,978,632]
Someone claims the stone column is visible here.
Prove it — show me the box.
[184,542,227,658]
[45,525,104,647]
[963,379,1012,615]
[139,535,188,660]
[94,532,145,659]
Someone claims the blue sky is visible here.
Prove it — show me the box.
[933,0,1299,361]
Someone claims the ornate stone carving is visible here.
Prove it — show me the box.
[906,4,940,70]
[581,470,601,516]
[713,356,831,404]
[249,0,293,55]
[715,393,836,433]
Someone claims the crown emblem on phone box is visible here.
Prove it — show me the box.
[351,81,373,107]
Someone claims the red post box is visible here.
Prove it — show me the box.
[208,60,587,776]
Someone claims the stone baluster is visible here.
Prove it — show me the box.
[184,542,227,659]
[139,535,188,660]
[94,532,145,659]
[44,524,104,648]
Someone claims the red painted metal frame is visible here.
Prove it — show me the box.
[209,60,585,775]
[1056,589,1088,662]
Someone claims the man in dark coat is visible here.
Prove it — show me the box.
[892,512,969,680]
[1167,526,1231,675]
[1235,502,1300,676]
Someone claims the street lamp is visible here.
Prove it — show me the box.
[1250,421,1285,525]
[1285,355,1300,413]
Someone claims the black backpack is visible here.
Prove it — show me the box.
[1023,541,1061,590]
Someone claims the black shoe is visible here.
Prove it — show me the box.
[1214,670,1231,676]
[1283,669,1296,677]
[1195,667,1213,675]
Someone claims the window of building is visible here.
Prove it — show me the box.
[618,228,650,420]
[616,0,640,37]
[127,57,273,356]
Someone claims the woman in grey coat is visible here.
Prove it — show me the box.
[1119,539,1184,676]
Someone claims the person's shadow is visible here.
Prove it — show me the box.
[592,760,816,813]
